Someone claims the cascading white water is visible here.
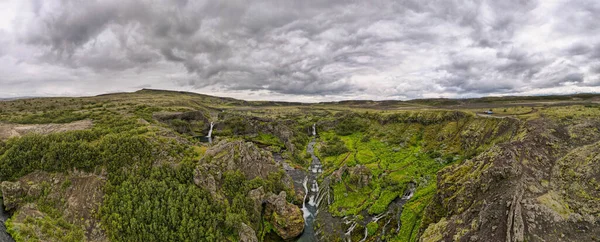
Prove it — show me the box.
[206,122,214,143]
[297,124,321,242]
[301,177,310,220]
[207,122,214,137]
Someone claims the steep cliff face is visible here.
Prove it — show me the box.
[194,140,292,195]
[420,117,600,242]
[1,171,106,241]
[194,140,304,240]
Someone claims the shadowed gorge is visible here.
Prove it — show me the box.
[0,90,599,241]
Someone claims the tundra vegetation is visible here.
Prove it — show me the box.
[0,89,599,241]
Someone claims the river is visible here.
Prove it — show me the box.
[297,125,321,242]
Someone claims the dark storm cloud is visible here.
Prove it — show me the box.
[2,0,600,100]
[566,44,591,56]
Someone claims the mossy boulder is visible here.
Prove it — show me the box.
[264,191,304,240]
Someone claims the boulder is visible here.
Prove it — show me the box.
[248,187,266,215]
[349,165,371,188]
[239,222,258,242]
[193,166,217,195]
[199,140,280,180]
[264,191,304,240]
[1,181,25,210]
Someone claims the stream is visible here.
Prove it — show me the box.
[0,197,15,242]
[297,124,321,242]
[289,124,416,241]
[342,183,416,241]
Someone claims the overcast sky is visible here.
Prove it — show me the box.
[0,0,599,102]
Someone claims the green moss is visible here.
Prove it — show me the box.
[369,189,398,215]
[248,133,284,148]
[397,183,436,242]
[419,217,448,242]
[367,221,379,236]
[537,191,572,219]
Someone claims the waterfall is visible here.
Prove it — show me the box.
[312,123,316,136]
[301,177,310,220]
[207,122,214,137]
[206,122,214,143]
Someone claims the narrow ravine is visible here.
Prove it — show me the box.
[0,197,15,242]
[297,124,321,242]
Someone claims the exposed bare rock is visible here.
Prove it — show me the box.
[0,119,93,141]
[349,165,372,188]
[199,140,280,180]
[193,166,217,195]
[194,140,294,198]
[248,187,266,216]
[239,222,258,242]
[1,171,107,241]
[332,165,348,183]
[0,181,25,210]
[419,118,600,242]
[506,186,524,242]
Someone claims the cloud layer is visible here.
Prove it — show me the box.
[1,0,599,101]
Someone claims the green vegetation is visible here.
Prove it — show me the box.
[367,221,379,236]
[7,211,85,242]
[1,90,599,241]
[319,136,350,157]
[102,165,228,241]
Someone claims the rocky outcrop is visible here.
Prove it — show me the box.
[247,188,305,240]
[0,120,93,141]
[1,171,106,241]
[332,165,348,183]
[264,191,305,240]
[194,140,297,200]
[153,111,211,136]
[217,113,299,153]
[419,118,600,242]
[239,222,258,242]
[193,167,217,195]
[196,140,281,180]
[194,140,304,239]
[248,187,266,216]
[349,165,372,188]
[0,181,26,210]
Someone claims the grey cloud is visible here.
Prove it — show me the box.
[566,44,591,56]
[160,48,185,62]
[4,0,600,100]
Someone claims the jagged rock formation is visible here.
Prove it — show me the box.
[194,140,304,239]
[1,171,106,241]
[239,222,258,242]
[349,165,372,188]
[193,140,286,198]
[420,117,600,242]
[264,191,305,240]
[248,187,305,240]
[195,140,281,181]
[216,113,300,153]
